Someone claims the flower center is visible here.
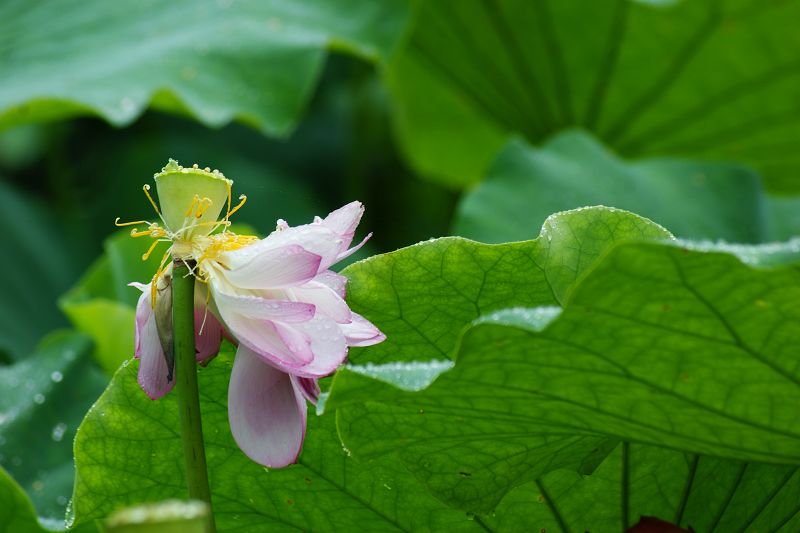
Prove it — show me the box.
[114,160,255,306]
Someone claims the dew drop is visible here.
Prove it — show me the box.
[50,371,63,383]
[33,393,45,405]
[51,423,68,442]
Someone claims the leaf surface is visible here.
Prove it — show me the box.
[455,131,797,244]
[487,444,800,533]
[0,0,410,135]
[389,0,800,192]
[71,349,483,532]
[330,238,800,513]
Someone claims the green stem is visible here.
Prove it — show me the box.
[172,260,216,533]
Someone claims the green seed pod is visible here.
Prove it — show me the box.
[154,159,232,238]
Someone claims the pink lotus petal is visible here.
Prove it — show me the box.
[223,244,322,289]
[273,322,314,364]
[291,375,320,405]
[322,201,364,250]
[314,270,347,298]
[194,308,222,363]
[229,225,341,273]
[215,308,309,368]
[336,231,371,263]
[137,303,174,400]
[228,345,306,468]
[212,288,316,323]
[342,312,386,347]
[291,281,351,323]
[132,286,151,360]
[288,314,348,378]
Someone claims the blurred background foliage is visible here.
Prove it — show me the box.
[1,0,800,525]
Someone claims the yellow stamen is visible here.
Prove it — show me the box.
[150,251,171,309]
[185,195,200,217]
[142,184,160,215]
[115,217,149,227]
[227,195,247,218]
[195,197,213,218]
[141,239,161,261]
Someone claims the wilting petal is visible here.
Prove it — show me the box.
[212,287,316,323]
[291,281,351,323]
[228,345,306,468]
[194,309,222,363]
[342,312,386,347]
[291,375,320,405]
[322,201,364,250]
[131,283,174,398]
[223,244,321,289]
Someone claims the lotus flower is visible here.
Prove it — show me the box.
[129,193,384,467]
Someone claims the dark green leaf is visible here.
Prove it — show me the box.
[0,0,410,135]
[0,181,82,361]
[389,0,800,192]
[455,131,796,244]
[342,206,671,367]
[487,444,800,532]
[330,239,800,512]
[0,332,106,521]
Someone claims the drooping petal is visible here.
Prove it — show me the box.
[223,244,322,289]
[290,281,351,323]
[130,283,174,399]
[342,312,386,347]
[291,375,320,405]
[228,345,306,468]
[194,308,222,363]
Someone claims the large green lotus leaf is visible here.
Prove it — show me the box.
[0,332,106,522]
[389,0,800,192]
[0,0,409,135]
[0,180,84,362]
[342,206,671,367]
[487,444,800,532]
[329,239,800,513]
[456,131,796,244]
[70,350,486,532]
